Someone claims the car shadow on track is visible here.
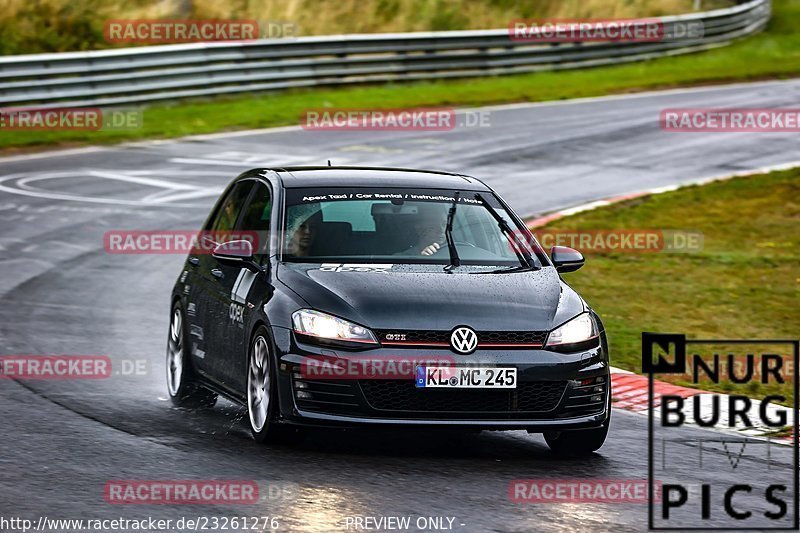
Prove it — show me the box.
[181,401,614,467]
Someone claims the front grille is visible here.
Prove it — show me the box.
[359,380,566,413]
[374,329,548,347]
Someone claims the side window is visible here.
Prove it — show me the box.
[208,182,253,234]
[238,182,273,255]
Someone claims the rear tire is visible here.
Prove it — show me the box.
[544,416,610,457]
[247,327,302,445]
[166,302,217,409]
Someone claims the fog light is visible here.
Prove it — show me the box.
[295,381,309,390]
[296,390,313,400]
[590,394,602,403]
[593,385,604,392]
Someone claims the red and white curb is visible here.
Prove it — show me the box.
[526,160,800,230]
[610,368,793,441]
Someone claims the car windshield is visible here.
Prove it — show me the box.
[281,187,542,267]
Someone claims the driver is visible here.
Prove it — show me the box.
[409,202,447,256]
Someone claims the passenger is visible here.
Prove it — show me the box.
[286,207,322,257]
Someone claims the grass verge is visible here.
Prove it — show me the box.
[543,168,800,403]
[0,0,732,55]
[0,0,798,153]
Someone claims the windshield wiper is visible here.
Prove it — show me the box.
[473,193,539,272]
[478,264,537,274]
[443,192,461,273]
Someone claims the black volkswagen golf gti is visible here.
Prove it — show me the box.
[168,166,611,455]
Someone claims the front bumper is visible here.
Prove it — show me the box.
[270,326,610,431]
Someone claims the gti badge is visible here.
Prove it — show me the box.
[450,326,478,355]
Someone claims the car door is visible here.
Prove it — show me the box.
[212,180,274,390]
[196,180,254,384]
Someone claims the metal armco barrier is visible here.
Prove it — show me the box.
[0,0,770,108]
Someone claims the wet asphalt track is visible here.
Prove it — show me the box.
[0,80,799,532]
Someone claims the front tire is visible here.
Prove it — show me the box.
[247,327,301,444]
[544,415,610,456]
[166,303,217,408]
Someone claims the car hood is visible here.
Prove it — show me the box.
[276,263,586,331]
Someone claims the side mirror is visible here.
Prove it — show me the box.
[212,240,263,273]
[550,246,584,273]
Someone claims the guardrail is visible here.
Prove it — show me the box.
[0,0,770,108]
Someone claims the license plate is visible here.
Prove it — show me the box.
[415,366,517,389]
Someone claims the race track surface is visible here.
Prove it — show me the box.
[1,80,798,532]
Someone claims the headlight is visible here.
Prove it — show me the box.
[546,312,599,351]
[292,309,378,347]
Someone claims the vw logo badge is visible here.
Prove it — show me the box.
[450,326,478,355]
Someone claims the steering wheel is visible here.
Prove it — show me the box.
[429,240,477,255]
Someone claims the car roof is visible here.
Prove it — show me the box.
[252,166,492,191]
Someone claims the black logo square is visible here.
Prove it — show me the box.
[642,332,686,374]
